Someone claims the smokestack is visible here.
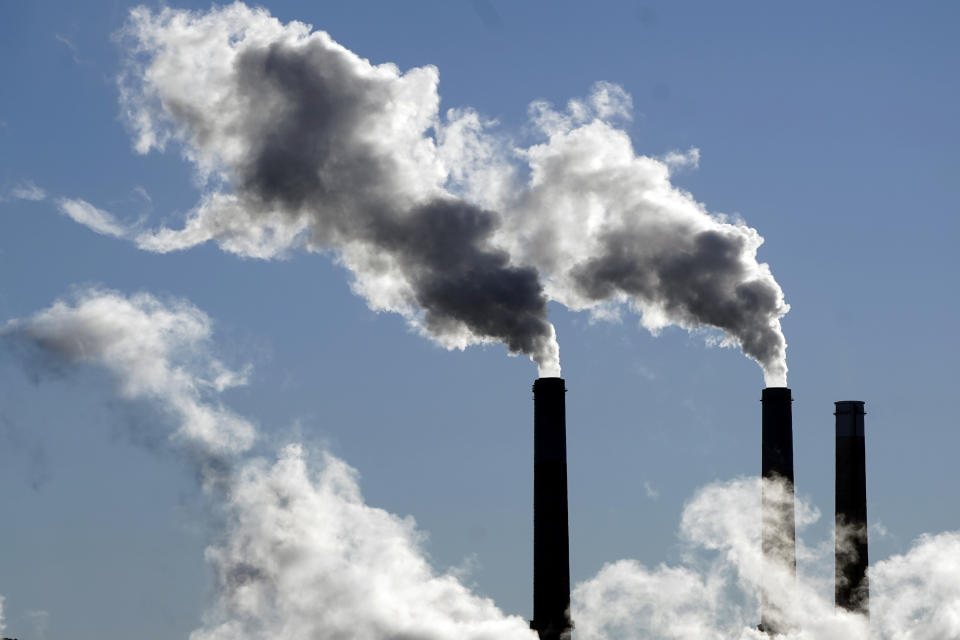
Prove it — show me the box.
[835,400,869,615]
[759,386,796,635]
[531,377,573,640]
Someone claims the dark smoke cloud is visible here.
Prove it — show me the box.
[116,3,786,382]
[572,227,786,382]
[122,8,560,374]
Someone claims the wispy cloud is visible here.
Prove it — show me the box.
[25,609,50,640]
[55,34,86,65]
[3,289,256,461]
[55,198,130,238]
[471,0,504,30]
[9,180,47,201]
[643,480,660,499]
[3,290,536,639]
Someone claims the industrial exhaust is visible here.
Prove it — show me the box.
[835,400,869,615]
[759,387,797,635]
[531,377,573,640]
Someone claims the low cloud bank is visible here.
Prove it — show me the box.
[4,290,956,639]
[2,290,535,640]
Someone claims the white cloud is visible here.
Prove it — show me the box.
[4,291,535,639]
[25,609,50,640]
[871,531,960,638]
[55,34,85,65]
[5,291,959,639]
[643,480,660,499]
[5,289,255,458]
[55,198,130,238]
[574,476,960,639]
[195,445,536,640]
[662,147,701,170]
[10,180,47,201]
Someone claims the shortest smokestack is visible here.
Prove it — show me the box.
[531,377,573,640]
[835,400,869,615]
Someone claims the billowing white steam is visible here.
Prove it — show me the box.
[3,290,255,459]
[574,477,960,639]
[1,290,536,639]
[195,444,535,640]
[3,290,958,638]
[110,2,789,384]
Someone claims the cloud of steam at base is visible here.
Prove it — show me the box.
[112,3,789,384]
[574,477,960,640]
[196,444,535,640]
[4,291,958,639]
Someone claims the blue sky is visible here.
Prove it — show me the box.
[1,2,959,638]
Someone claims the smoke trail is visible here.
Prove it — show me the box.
[2,290,255,469]
[111,3,787,384]
[118,4,558,376]
[510,96,789,385]
[1,290,536,640]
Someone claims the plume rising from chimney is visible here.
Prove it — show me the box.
[835,400,869,615]
[111,4,792,385]
[531,377,573,640]
[760,387,796,634]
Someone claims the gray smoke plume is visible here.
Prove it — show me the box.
[508,99,789,385]
[120,5,558,376]
[113,3,787,384]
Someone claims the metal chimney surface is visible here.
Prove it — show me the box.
[835,400,869,615]
[760,386,796,635]
[531,377,573,640]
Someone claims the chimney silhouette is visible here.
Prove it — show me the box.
[835,400,869,615]
[759,386,796,635]
[531,377,573,640]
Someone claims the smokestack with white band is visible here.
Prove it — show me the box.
[835,400,869,615]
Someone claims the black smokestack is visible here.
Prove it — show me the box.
[531,377,573,640]
[760,386,796,635]
[835,400,869,615]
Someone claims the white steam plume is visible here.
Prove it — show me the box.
[112,3,788,384]
[574,477,960,639]
[4,291,958,638]
[2,289,255,461]
[2,290,536,640]
[195,444,536,640]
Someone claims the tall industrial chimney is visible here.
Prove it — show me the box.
[531,377,573,640]
[835,400,869,615]
[759,387,796,635]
